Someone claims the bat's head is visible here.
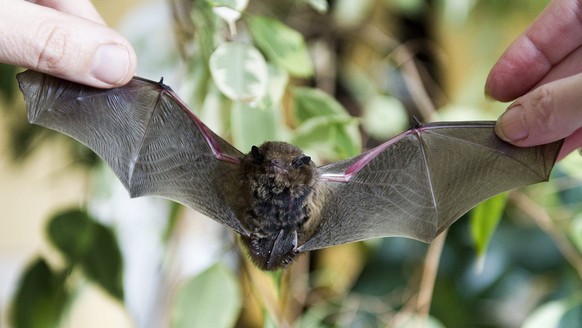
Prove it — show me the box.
[243,141,317,193]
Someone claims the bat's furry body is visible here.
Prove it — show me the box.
[17,70,563,270]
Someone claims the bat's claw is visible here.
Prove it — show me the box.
[412,116,423,128]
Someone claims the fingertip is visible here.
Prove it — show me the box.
[484,71,514,102]
[3,1,137,89]
[485,36,551,102]
[484,88,495,103]
[495,76,582,149]
[90,42,137,87]
[485,63,523,103]
[494,121,510,143]
[495,103,529,144]
[484,69,498,101]
[35,26,137,88]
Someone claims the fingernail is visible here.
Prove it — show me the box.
[496,104,529,142]
[91,44,131,85]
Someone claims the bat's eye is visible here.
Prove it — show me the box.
[292,155,311,169]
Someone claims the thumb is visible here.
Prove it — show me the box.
[495,73,582,148]
[1,0,136,88]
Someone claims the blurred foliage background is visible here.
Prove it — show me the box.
[2,0,582,327]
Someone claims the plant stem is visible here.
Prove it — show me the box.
[510,191,582,280]
[416,230,447,317]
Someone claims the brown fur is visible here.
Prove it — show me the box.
[239,141,323,270]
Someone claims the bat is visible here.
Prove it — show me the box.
[16,70,563,271]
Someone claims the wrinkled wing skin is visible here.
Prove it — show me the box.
[299,121,562,251]
[17,70,248,235]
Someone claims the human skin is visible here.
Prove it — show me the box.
[0,0,136,88]
[486,0,582,159]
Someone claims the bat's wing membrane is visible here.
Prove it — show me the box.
[17,70,248,235]
[299,121,562,251]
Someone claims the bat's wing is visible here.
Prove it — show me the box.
[299,121,562,251]
[17,70,248,235]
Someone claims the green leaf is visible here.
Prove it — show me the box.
[569,214,582,254]
[389,0,426,16]
[170,264,242,328]
[297,304,332,328]
[263,314,278,328]
[230,64,288,151]
[399,315,446,328]
[210,41,269,102]
[470,193,508,256]
[9,258,69,328]
[247,16,313,77]
[183,52,214,112]
[231,102,277,151]
[291,87,361,159]
[361,95,408,140]
[303,0,329,13]
[559,152,582,180]
[338,61,379,105]
[81,225,124,300]
[331,119,361,159]
[333,0,375,29]
[211,0,249,35]
[0,63,17,103]
[47,209,124,300]
[48,210,95,262]
[522,300,571,328]
[211,0,246,7]
[293,87,350,124]
[191,0,217,64]
[265,64,289,105]
[292,116,361,161]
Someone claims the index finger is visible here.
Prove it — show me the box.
[0,0,136,87]
[485,0,582,102]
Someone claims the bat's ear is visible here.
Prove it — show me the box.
[292,155,311,169]
[251,145,264,163]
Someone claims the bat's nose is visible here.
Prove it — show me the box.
[268,161,288,174]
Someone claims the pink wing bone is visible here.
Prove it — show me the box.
[320,127,420,182]
[158,79,241,165]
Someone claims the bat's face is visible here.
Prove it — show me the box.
[240,142,320,270]
[246,142,315,191]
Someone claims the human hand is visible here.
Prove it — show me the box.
[485,0,582,159]
[0,0,136,88]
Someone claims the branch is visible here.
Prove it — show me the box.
[393,230,447,327]
[416,230,447,317]
[510,191,582,280]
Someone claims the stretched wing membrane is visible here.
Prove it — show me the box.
[299,121,562,251]
[17,71,562,254]
[17,70,248,235]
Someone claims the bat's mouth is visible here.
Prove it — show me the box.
[268,163,287,175]
[265,229,297,270]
